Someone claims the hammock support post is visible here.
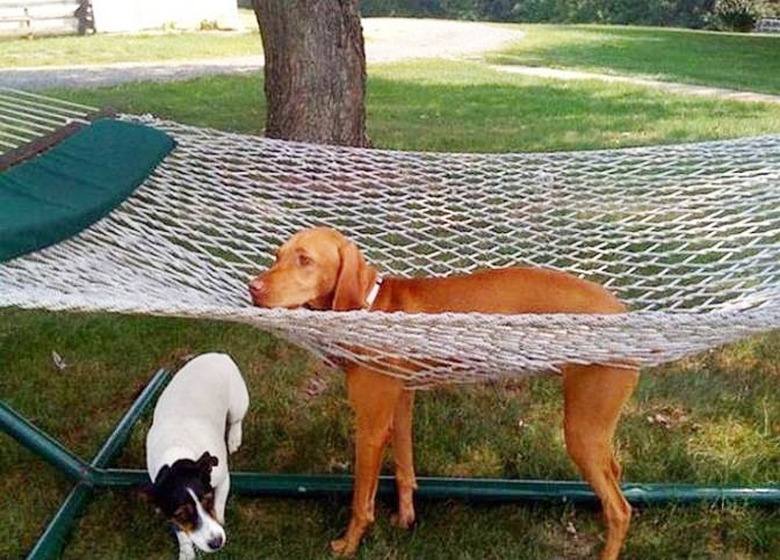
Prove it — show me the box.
[3,371,779,559]
[0,402,94,483]
[2,367,171,560]
[26,483,93,560]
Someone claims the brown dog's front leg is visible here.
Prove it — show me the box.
[390,389,417,529]
[331,368,404,556]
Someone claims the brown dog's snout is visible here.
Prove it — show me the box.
[248,277,267,303]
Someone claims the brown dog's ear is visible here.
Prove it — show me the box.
[332,241,373,311]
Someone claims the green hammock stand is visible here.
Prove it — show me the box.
[4,373,779,560]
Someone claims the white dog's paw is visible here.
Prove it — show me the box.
[178,543,196,560]
[227,421,243,454]
[175,527,196,560]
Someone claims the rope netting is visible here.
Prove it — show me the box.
[1,89,778,387]
[0,89,96,153]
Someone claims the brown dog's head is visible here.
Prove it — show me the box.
[249,227,378,311]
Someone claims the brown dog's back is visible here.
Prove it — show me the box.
[376,267,626,315]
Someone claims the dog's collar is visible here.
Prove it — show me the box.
[364,277,383,310]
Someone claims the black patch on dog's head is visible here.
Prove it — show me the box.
[144,452,219,529]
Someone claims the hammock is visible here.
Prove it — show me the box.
[1,89,778,388]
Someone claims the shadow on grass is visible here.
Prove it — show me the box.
[366,75,780,152]
[48,70,780,155]
[490,25,780,95]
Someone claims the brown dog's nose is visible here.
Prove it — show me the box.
[248,278,267,303]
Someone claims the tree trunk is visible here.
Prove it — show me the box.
[252,0,368,147]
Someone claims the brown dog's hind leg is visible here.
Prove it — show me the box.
[331,368,405,557]
[562,364,639,560]
[390,389,417,529]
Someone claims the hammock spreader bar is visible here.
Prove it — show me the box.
[0,118,175,262]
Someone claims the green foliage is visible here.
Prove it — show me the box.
[765,0,780,16]
[361,0,731,29]
[713,0,764,30]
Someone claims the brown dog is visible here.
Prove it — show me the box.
[249,226,639,560]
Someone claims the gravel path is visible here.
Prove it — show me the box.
[0,19,524,91]
[1,17,778,105]
[0,56,265,91]
[494,65,780,105]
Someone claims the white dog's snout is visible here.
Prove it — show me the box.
[186,489,226,553]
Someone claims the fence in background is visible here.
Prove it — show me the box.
[0,0,90,37]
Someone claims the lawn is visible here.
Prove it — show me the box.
[490,24,780,96]
[47,60,780,152]
[0,9,261,68]
[2,22,780,560]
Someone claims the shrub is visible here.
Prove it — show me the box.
[713,0,764,30]
[763,0,780,16]
[360,0,721,28]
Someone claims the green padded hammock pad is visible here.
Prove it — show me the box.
[0,118,175,263]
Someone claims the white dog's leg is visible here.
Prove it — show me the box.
[226,372,249,454]
[214,473,231,525]
[226,420,243,454]
[175,529,196,560]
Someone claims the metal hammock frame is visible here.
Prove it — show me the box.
[1,88,779,558]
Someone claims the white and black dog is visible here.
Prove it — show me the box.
[144,353,249,560]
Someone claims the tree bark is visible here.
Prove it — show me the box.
[252,0,368,147]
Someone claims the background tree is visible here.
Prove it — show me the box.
[251,0,368,147]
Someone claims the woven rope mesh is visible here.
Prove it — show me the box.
[1,90,778,387]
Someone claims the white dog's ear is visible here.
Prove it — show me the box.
[153,465,172,485]
[196,451,219,470]
[138,482,156,502]
[137,482,162,514]
[332,241,372,311]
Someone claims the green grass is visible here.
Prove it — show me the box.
[0,9,262,68]
[490,24,780,95]
[0,31,261,68]
[6,19,779,98]
[48,60,780,153]
[3,23,780,560]
[2,310,778,559]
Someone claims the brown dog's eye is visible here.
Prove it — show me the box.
[297,254,312,266]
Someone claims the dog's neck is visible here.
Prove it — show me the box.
[368,276,454,314]
[366,276,409,312]
[364,276,384,310]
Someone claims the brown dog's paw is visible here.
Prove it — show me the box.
[389,511,417,530]
[330,537,358,557]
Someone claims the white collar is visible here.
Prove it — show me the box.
[364,277,383,310]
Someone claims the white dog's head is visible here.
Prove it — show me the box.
[143,452,226,553]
